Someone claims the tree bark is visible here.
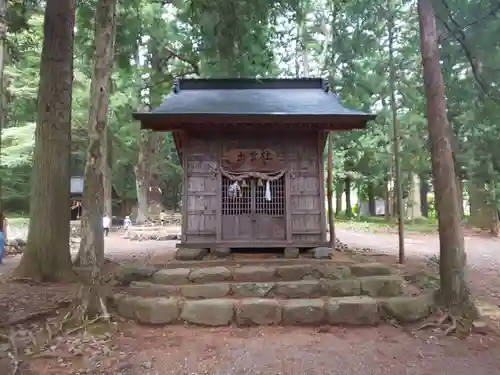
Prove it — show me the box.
[407,173,423,220]
[419,176,429,217]
[388,0,404,263]
[456,177,464,219]
[71,0,116,322]
[384,178,391,220]
[134,43,162,224]
[327,133,335,247]
[335,180,343,215]
[102,128,113,217]
[135,130,154,224]
[367,182,376,216]
[344,177,352,218]
[15,0,76,282]
[301,22,310,77]
[102,18,116,219]
[490,181,498,236]
[418,0,476,316]
[469,182,492,230]
[0,0,6,137]
[0,0,6,227]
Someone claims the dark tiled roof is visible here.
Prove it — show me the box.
[133,78,375,119]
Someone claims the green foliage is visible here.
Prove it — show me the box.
[1,123,35,167]
[4,0,500,218]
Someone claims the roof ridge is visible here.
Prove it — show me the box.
[177,78,326,91]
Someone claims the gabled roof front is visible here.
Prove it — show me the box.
[132,78,376,130]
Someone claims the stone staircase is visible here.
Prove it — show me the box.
[112,259,434,327]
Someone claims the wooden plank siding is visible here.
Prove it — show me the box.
[182,130,326,248]
[184,136,218,243]
[286,133,324,245]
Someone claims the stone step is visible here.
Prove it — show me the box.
[112,294,434,327]
[124,275,404,299]
[116,262,394,285]
[160,257,356,269]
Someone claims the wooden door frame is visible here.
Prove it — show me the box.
[219,176,287,241]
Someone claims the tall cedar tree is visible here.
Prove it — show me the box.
[70,0,116,321]
[15,0,76,282]
[418,0,476,318]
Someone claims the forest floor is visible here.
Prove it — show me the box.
[334,215,496,235]
[1,227,500,374]
[336,218,438,233]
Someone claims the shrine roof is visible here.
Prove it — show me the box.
[132,78,376,130]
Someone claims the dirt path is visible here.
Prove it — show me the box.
[3,228,500,287]
[337,228,500,269]
[0,234,178,276]
[3,231,500,374]
[113,325,500,375]
[337,228,500,306]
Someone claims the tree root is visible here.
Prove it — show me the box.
[8,277,40,285]
[0,329,22,375]
[8,352,20,375]
[60,285,111,336]
[65,315,109,336]
[1,301,71,328]
[418,312,458,336]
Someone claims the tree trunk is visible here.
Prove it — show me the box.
[490,181,498,236]
[388,0,405,263]
[384,178,391,221]
[368,182,376,216]
[301,23,310,77]
[15,0,76,282]
[135,130,154,224]
[407,173,422,220]
[344,177,352,218]
[335,180,343,215]
[469,182,492,230]
[71,0,116,323]
[418,0,476,317]
[0,0,6,137]
[419,176,429,217]
[0,0,6,228]
[456,177,464,219]
[102,21,116,219]
[102,128,113,217]
[327,133,335,247]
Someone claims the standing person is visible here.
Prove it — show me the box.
[102,214,111,237]
[0,212,6,264]
[123,215,132,230]
[160,210,166,226]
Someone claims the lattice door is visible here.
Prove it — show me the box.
[221,176,286,241]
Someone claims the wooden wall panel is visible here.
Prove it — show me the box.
[184,135,219,242]
[186,195,217,214]
[291,195,321,212]
[181,131,326,247]
[292,234,322,243]
[286,133,324,244]
[291,213,322,232]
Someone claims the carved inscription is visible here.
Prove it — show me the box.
[222,148,284,172]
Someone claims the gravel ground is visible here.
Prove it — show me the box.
[336,228,500,306]
[3,228,500,374]
[108,325,500,375]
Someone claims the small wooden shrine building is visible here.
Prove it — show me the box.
[70,176,120,220]
[133,78,375,250]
